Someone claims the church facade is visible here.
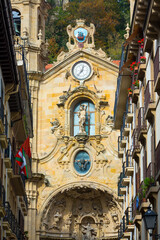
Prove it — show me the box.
[11,1,122,239]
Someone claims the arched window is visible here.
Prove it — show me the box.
[73,100,95,136]
[74,151,91,175]
[12,10,21,36]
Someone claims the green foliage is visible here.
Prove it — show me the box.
[45,0,130,62]
[140,177,155,199]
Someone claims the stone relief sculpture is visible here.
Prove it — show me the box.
[78,105,87,134]
[48,211,62,230]
[50,118,60,133]
[82,223,97,240]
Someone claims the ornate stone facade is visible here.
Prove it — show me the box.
[10,5,122,238]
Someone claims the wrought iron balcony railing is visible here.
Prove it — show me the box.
[155,141,160,180]
[144,80,155,118]
[126,150,133,168]
[138,107,147,139]
[154,46,160,86]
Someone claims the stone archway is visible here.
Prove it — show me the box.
[39,185,120,240]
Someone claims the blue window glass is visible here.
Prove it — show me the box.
[73,100,95,136]
[74,151,91,174]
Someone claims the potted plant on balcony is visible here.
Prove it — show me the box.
[133,80,139,89]
[128,88,133,97]
[140,56,146,64]
[128,219,133,225]
[130,61,139,72]
[138,38,144,48]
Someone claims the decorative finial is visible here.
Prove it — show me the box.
[124,23,130,39]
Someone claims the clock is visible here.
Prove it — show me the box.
[72,61,92,80]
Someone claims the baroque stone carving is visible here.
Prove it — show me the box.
[82,223,97,240]
[50,118,60,133]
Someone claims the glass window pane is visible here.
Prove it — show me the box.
[74,113,79,125]
[74,126,79,136]
[85,125,89,135]
[90,113,95,124]
[74,104,80,113]
[85,112,89,124]
[89,102,95,111]
[90,125,95,135]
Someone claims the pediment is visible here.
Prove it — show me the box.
[43,49,119,81]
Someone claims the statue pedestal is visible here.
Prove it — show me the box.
[75,133,88,147]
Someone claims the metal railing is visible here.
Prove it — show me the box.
[126,97,133,114]
[11,154,26,189]
[118,172,126,196]
[125,207,133,225]
[132,196,140,219]
[126,150,133,168]
[0,180,6,207]
[3,201,24,239]
[154,46,160,84]
[155,141,160,178]
[138,107,147,137]
[146,162,155,179]
[0,97,4,124]
[132,128,140,153]
[144,80,155,115]
[4,138,11,159]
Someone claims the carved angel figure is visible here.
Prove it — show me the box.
[50,118,60,134]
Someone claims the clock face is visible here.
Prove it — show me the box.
[72,61,91,80]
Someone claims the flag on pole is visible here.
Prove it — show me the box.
[15,137,32,178]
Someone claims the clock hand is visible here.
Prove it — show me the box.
[77,65,84,76]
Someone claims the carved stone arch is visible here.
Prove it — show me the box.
[37,181,121,232]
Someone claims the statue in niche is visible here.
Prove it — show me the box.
[78,105,87,134]
[82,223,96,240]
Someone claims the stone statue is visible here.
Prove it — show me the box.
[48,211,62,230]
[82,223,96,240]
[78,105,87,134]
[50,118,60,134]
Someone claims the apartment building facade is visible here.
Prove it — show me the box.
[0,0,33,239]
[114,0,160,239]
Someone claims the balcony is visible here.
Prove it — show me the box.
[122,113,130,137]
[132,128,140,160]
[132,196,141,226]
[12,47,33,143]
[114,46,132,130]
[10,155,26,196]
[118,172,126,196]
[154,46,160,94]
[138,181,150,213]
[137,107,147,143]
[4,138,12,168]
[155,141,160,182]
[145,162,159,201]
[0,97,4,134]
[144,80,156,122]
[3,202,24,239]
[0,181,6,217]
[118,136,124,158]
[132,83,139,104]
[126,98,133,124]
[138,62,146,80]
[125,150,134,177]
[19,195,28,216]
[125,207,134,233]
[122,163,130,187]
